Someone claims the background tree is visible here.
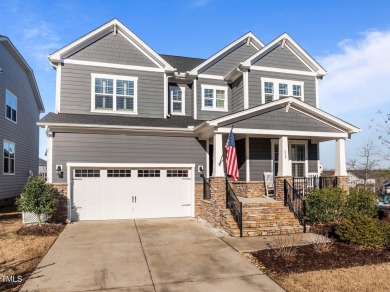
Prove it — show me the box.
[370,111,390,161]
[16,176,58,226]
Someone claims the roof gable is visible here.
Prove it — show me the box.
[49,19,174,71]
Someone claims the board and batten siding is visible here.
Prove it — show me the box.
[196,78,232,120]
[253,45,311,72]
[248,70,317,108]
[60,63,164,118]
[51,132,207,183]
[231,75,244,113]
[200,43,258,76]
[0,43,40,199]
[68,31,158,68]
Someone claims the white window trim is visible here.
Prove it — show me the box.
[271,139,308,177]
[91,73,138,115]
[261,77,304,104]
[201,84,228,112]
[5,89,17,124]
[3,139,15,175]
[170,86,186,116]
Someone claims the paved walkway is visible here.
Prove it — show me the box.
[22,218,284,291]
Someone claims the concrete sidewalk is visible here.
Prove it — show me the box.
[22,218,284,292]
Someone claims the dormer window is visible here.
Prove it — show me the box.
[201,85,228,112]
[170,86,185,115]
[261,78,304,103]
[91,73,138,115]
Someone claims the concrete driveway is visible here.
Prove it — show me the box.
[22,218,284,292]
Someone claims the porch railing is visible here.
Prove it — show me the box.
[203,177,211,200]
[226,179,243,237]
[284,179,306,233]
[292,176,338,197]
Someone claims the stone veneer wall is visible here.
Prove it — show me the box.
[50,183,68,223]
[275,176,292,201]
[231,181,265,198]
[337,176,349,193]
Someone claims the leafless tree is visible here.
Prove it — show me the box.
[370,111,390,160]
[348,141,380,189]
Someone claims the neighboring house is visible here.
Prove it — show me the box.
[38,19,359,225]
[0,35,45,201]
[39,158,47,179]
[348,171,375,191]
[383,180,390,194]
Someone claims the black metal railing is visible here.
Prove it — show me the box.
[292,176,338,197]
[284,179,306,233]
[226,179,243,237]
[203,177,211,200]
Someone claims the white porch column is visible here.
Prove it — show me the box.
[335,138,347,176]
[213,133,225,176]
[245,135,250,181]
[277,136,291,176]
[205,139,210,178]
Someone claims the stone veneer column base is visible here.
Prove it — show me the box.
[336,176,349,193]
[231,181,265,198]
[275,176,292,201]
[50,183,68,223]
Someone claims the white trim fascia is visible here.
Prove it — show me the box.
[170,85,186,116]
[64,59,166,73]
[243,71,249,109]
[198,74,225,80]
[55,64,61,113]
[245,135,250,181]
[315,77,320,108]
[250,66,316,76]
[50,19,174,71]
[189,32,264,76]
[164,73,167,118]
[47,134,53,183]
[215,128,349,138]
[193,78,198,119]
[200,84,229,112]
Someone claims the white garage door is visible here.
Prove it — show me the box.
[71,167,193,221]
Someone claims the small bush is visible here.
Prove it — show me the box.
[311,225,334,253]
[335,215,388,247]
[266,235,301,261]
[306,188,346,224]
[343,188,377,218]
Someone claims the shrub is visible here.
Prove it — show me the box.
[266,235,301,261]
[16,176,58,226]
[335,215,388,247]
[343,188,377,218]
[306,188,346,224]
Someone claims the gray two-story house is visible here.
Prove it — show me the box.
[0,35,45,203]
[39,19,359,234]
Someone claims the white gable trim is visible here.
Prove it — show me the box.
[189,32,264,76]
[250,66,317,76]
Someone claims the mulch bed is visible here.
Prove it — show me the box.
[17,224,65,236]
[252,242,390,275]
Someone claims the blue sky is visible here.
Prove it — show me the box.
[1,0,389,169]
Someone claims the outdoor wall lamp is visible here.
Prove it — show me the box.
[56,165,63,178]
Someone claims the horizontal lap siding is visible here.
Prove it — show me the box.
[308,142,319,173]
[197,78,232,120]
[235,138,246,181]
[201,43,258,76]
[61,63,164,118]
[0,43,40,199]
[231,75,244,113]
[253,45,311,71]
[52,132,206,183]
[249,138,271,181]
[68,32,158,67]
[248,70,317,107]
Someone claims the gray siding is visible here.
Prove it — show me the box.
[221,107,342,133]
[253,45,310,71]
[51,132,206,183]
[248,70,317,107]
[201,43,258,76]
[0,43,40,199]
[308,142,319,173]
[60,63,164,118]
[249,138,271,181]
[168,81,192,116]
[235,138,246,181]
[69,32,158,67]
[231,75,244,113]
[196,78,232,120]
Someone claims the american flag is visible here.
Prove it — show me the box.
[225,128,239,182]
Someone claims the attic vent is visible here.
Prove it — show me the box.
[281,38,286,49]
[114,24,117,36]
[246,37,251,47]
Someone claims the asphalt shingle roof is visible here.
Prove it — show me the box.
[39,113,205,128]
[159,54,205,72]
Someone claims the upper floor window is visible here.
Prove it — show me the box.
[201,85,228,112]
[5,90,17,123]
[170,86,185,115]
[3,140,15,175]
[91,74,138,115]
[261,78,304,103]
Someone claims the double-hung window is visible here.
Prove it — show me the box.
[5,90,17,123]
[261,78,304,103]
[291,144,306,177]
[92,74,138,114]
[170,86,185,115]
[201,85,228,111]
[3,140,15,174]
